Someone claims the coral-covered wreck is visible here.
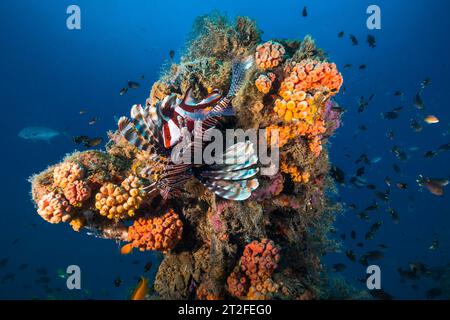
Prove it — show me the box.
[30,14,352,300]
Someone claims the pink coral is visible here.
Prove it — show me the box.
[208,207,224,234]
[323,99,342,135]
[252,173,284,201]
[64,180,91,206]
[53,162,84,189]
[255,41,286,70]
[37,192,72,224]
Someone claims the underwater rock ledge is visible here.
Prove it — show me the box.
[30,14,354,300]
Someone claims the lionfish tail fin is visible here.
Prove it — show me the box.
[227,55,254,98]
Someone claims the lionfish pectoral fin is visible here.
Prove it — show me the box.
[227,55,254,97]
[203,179,259,201]
[198,140,260,200]
[117,116,152,152]
[201,167,259,181]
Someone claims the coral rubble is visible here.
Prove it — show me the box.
[29,14,350,300]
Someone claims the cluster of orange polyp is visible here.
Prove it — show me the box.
[37,162,91,224]
[254,41,343,158]
[127,209,184,254]
[227,239,280,300]
[94,175,144,220]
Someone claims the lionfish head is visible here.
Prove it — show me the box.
[156,94,179,122]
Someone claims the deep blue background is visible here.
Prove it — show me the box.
[0,0,449,299]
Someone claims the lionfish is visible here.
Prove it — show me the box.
[117,56,259,201]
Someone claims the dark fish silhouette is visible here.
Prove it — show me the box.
[414,91,424,109]
[356,166,365,177]
[357,96,370,113]
[397,182,408,190]
[375,190,390,202]
[0,258,8,268]
[410,119,423,132]
[365,250,384,261]
[391,145,408,161]
[114,277,122,288]
[388,208,400,224]
[128,81,140,89]
[355,153,370,165]
[332,263,346,272]
[338,31,344,38]
[169,50,175,60]
[302,6,308,17]
[119,87,128,96]
[345,250,356,262]
[429,239,439,250]
[330,165,345,185]
[349,34,358,45]
[73,136,103,148]
[437,143,450,152]
[381,107,403,120]
[359,64,367,70]
[424,150,438,159]
[144,261,153,273]
[367,35,376,48]
[421,78,431,89]
[357,212,370,221]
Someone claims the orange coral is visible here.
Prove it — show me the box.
[266,121,326,151]
[37,192,72,224]
[127,209,183,253]
[94,175,144,220]
[227,239,280,300]
[69,217,85,232]
[271,59,343,156]
[280,162,310,183]
[227,271,249,299]
[53,162,84,189]
[255,72,275,94]
[196,283,221,300]
[247,278,279,300]
[241,239,280,282]
[64,180,91,206]
[282,59,343,97]
[255,41,286,70]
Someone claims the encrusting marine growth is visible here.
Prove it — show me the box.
[29,14,358,300]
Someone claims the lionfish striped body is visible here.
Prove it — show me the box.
[117,56,259,201]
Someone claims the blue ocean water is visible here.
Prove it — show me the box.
[1,0,449,299]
